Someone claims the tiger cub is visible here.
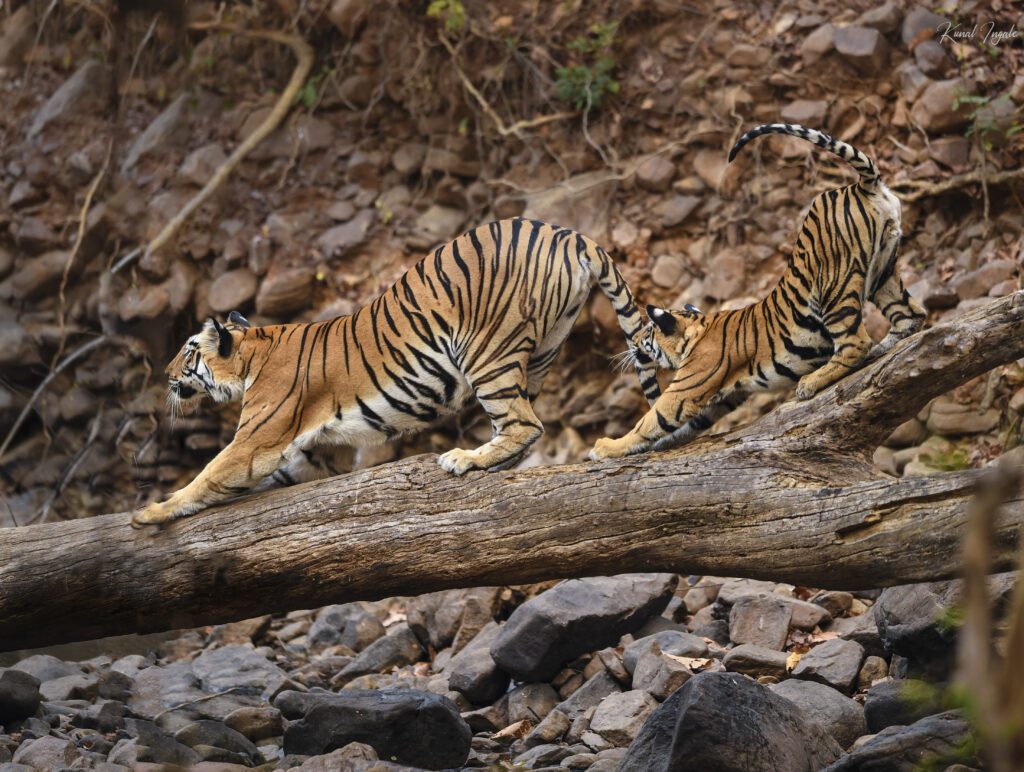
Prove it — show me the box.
[132,218,660,527]
[589,123,925,460]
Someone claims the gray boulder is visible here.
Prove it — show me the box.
[770,679,867,749]
[824,711,974,771]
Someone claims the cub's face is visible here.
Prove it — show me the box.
[166,316,249,410]
[634,304,708,370]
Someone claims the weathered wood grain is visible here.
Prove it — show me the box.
[0,292,1021,652]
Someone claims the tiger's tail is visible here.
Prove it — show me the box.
[581,235,661,405]
[728,123,881,187]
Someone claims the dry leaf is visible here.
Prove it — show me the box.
[786,651,802,672]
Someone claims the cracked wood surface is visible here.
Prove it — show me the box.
[0,292,1022,652]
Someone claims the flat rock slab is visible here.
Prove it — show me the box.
[823,711,974,771]
[793,638,864,694]
[275,688,471,770]
[490,574,677,682]
[619,672,842,772]
[728,595,792,650]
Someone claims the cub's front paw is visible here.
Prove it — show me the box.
[589,437,625,461]
[794,376,821,401]
[130,501,176,529]
[437,448,479,475]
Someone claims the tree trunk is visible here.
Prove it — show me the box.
[1,292,1022,653]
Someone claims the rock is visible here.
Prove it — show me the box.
[0,4,35,68]
[118,284,170,321]
[180,144,227,186]
[1010,387,1024,414]
[174,720,260,764]
[192,645,291,700]
[702,248,747,301]
[636,156,676,192]
[491,574,677,682]
[207,269,258,314]
[521,169,617,242]
[624,630,708,674]
[781,597,832,630]
[834,26,889,75]
[10,655,81,683]
[874,582,958,674]
[902,7,946,47]
[11,217,60,254]
[831,612,885,659]
[952,259,1016,300]
[508,683,559,724]
[884,418,928,448]
[824,711,973,771]
[619,672,842,772]
[307,603,362,649]
[0,669,41,724]
[122,718,203,766]
[908,277,958,310]
[914,40,947,77]
[422,147,479,177]
[554,671,622,720]
[650,255,685,288]
[317,208,375,257]
[415,205,466,242]
[654,195,700,228]
[857,655,889,690]
[728,595,792,650]
[856,2,901,34]
[631,646,695,700]
[122,93,192,173]
[39,672,99,701]
[276,689,471,769]
[813,591,854,617]
[325,201,356,222]
[514,742,574,768]
[335,623,422,683]
[911,78,975,133]
[523,708,570,748]
[407,587,505,654]
[223,706,282,742]
[926,396,1000,435]
[590,690,658,747]
[781,99,829,126]
[722,644,789,679]
[327,0,370,37]
[801,24,835,65]
[446,622,509,706]
[296,742,378,770]
[339,610,386,652]
[726,44,770,68]
[793,639,864,694]
[11,736,81,769]
[256,268,314,317]
[692,148,727,191]
[28,60,111,138]
[864,679,942,733]
[770,679,866,749]
[392,142,426,175]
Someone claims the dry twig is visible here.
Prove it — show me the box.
[891,167,1024,203]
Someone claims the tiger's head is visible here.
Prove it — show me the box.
[634,304,707,370]
[166,311,251,411]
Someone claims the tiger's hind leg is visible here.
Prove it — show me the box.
[867,253,926,360]
[439,356,543,475]
[795,298,874,400]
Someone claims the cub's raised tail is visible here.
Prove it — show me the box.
[728,123,881,187]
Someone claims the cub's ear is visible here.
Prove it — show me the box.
[227,310,251,328]
[209,318,233,358]
[646,304,677,335]
[683,303,703,315]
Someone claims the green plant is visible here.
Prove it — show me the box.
[427,0,466,33]
[294,67,335,110]
[554,21,620,110]
[952,92,1022,153]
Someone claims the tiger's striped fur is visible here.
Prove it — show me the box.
[132,218,659,526]
[590,123,925,461]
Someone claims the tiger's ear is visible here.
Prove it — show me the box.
[646,305,677,335]
[209,318,233,358]
[227,310,251,328]
[683,303,703,315]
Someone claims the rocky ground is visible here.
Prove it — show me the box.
[0,0,1022,769]
[0,572,1016,770]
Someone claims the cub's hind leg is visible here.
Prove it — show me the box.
[439,356,543,475]
[795,295,874,401]
[132,436,288,526]
[868,246,925,359]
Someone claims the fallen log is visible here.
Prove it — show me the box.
[0,292,1022,652]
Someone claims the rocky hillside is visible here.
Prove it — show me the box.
[0,0,1022,769]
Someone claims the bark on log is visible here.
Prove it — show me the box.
[1,292,1022,652]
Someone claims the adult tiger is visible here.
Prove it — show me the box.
[131,218,660,527]
[590,123,925,460]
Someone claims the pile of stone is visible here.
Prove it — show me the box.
[2,570,1012,770]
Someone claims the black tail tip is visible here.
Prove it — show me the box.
[727,146,739,163]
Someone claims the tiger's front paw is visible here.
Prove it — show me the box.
[438,448,480,475]
[589,436,627,461]
[130,501,178,529]
[795,376,822,401]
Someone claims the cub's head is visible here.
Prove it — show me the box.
[167,311,251,411]
[634,304,708,370]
